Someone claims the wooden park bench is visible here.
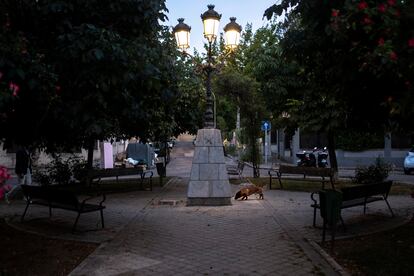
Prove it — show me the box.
[227,161,245,181]
[268,165,335,190]
[310,180,394,227]
[86,167,153,191]
[21,184,106,232]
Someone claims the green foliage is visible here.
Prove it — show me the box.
[263,0,414,170]
[213,68,266,176]
[0,0,201,156]
[33,155,87,186]
[224,144,237,156]
[240,142,262,165]
[353,157,392,184]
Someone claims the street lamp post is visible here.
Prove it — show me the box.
[173,5,242,129]
[173,5,242,206]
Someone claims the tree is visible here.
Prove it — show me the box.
[213,68,266,177]
[0,0,203,168]
[264,0,414,170]
[242,20,304,138]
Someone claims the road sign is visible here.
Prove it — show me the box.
[261,121,271,131]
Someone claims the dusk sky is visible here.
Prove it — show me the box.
[165,0,277,53]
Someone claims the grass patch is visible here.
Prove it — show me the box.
[233,177,413,195]
[322,217,414,276]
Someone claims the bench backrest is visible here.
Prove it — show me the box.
[302,167,334,177]
[279,165,333,177]
[88,167,145,179]
[341,181,393,201]
[279,165,304,174]
[22,185,48,201]
[21,185,79,207]
[47,188,79,206]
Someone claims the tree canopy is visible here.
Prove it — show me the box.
[0,0,202,158]
[263,0,414,169]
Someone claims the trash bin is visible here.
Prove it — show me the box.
[319,189,342,242]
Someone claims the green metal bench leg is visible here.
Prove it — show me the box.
[384,199,394,217]
[269,175,272,190]
[21,201,30,222]
[100,209,105,228]
[72,213,81,233]
[278,175,283,189]
[313,206,317,227]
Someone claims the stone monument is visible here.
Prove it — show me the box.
[187,128,232,206]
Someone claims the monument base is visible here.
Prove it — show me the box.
[187,128,232,206]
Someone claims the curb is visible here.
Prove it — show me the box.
[307,238,350,276]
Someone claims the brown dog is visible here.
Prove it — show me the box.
[234,185,264,200]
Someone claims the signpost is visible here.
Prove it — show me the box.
[262,121,271,164]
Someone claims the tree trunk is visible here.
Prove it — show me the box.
[327,130,338,172]
[87,140,95,169]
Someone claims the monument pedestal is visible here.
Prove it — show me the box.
[187,128,232,206]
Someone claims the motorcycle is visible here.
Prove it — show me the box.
[296,148,317,167]
[317,147,329,168]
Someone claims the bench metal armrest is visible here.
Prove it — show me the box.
[80,193,106,209]
[268,169,280,177]
[310,191,319,205]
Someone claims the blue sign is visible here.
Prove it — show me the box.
[261,121,271,131]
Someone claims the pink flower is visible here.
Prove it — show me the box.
[408,38,414,48]
[9,82,19,96]
[387,0,396,6]
[358,1,368,10]
[378,37,385,46]
[0,166,11,183]
[331,9,339,17]
[378,4,387,13]
[389,51,398,61]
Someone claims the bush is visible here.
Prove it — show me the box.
[353,157,392,184]
[33,155,87,186]
[224,144,237,156]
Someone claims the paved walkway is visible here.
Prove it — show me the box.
[1,139,413,275]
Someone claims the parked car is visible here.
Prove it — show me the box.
[403,148,414,175]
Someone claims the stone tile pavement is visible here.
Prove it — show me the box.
[70,177,336,276]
